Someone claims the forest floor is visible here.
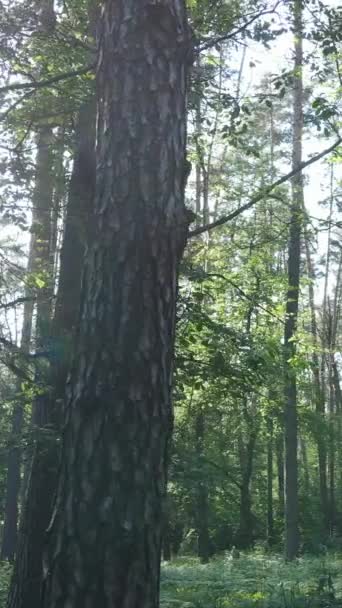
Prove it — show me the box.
[1,551,342,607]
[161,551,342,608]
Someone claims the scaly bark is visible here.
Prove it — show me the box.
[42,2,192,606]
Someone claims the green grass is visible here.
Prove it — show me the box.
[161,552,342,608]
[0,561,11,608]
[1,551,342,607]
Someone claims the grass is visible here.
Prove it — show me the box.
[161,551,342,608]
[1,550,342,607]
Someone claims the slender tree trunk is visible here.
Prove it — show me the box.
[333,359,342,526]
[50,127,66,290]
[2,109,54,567]
[195,408,211,563]
[6,128,55,608]
[162,498,172,562]
[237,424,257,549]
[0,239,37,562]
[327,310,336,535]
[193,69,211,563]
[31,126,55,426]
[276,432,285,523]
[42,3,191,607]
[304,228,329,535]
[266,414,274,547]
[284,0,303,560]
[300,436,310,496]
[1,405,24,563]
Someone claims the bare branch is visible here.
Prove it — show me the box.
[0,296,35,310]
[189,138,342,237]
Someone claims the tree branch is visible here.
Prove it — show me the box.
[189,137,342,237]
[198,2,281,53]
[0,64,94,95]
[0,296,35,310]
[206,273,284,323]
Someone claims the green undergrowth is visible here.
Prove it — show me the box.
[0,551,342,607]
[0,561,11,608]
[161,552,342,608]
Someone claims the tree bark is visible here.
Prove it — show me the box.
[7,102,95,608]
[42,3,191,607]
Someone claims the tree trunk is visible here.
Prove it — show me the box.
[266,414,274,547]
[276,432,285,524]
[304,228,329,535]
[1,404,23,563]
[236,425,257,549]
[284,0,303,560]
[7,103,95,608]
[300,436,310,497]
[195,409,211,563]
[0,244,36,561]
[42,3,191,607]
[328,337,336,535]
[6,127,55,608]
[193,73,211,564]
[2,119,54,567]
[31,125,54,427]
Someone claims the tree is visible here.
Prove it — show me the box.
[284,0,304,560]
[41,2,192,606]
[7,101,95,608]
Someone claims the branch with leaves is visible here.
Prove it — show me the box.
[189,137,341,237]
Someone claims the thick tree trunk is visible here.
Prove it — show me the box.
[7,104,95,608]
[284,0,303,560]
[42,3,191,607]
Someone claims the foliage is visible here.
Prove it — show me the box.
[0,562,12,608]
[161,552,342,608]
